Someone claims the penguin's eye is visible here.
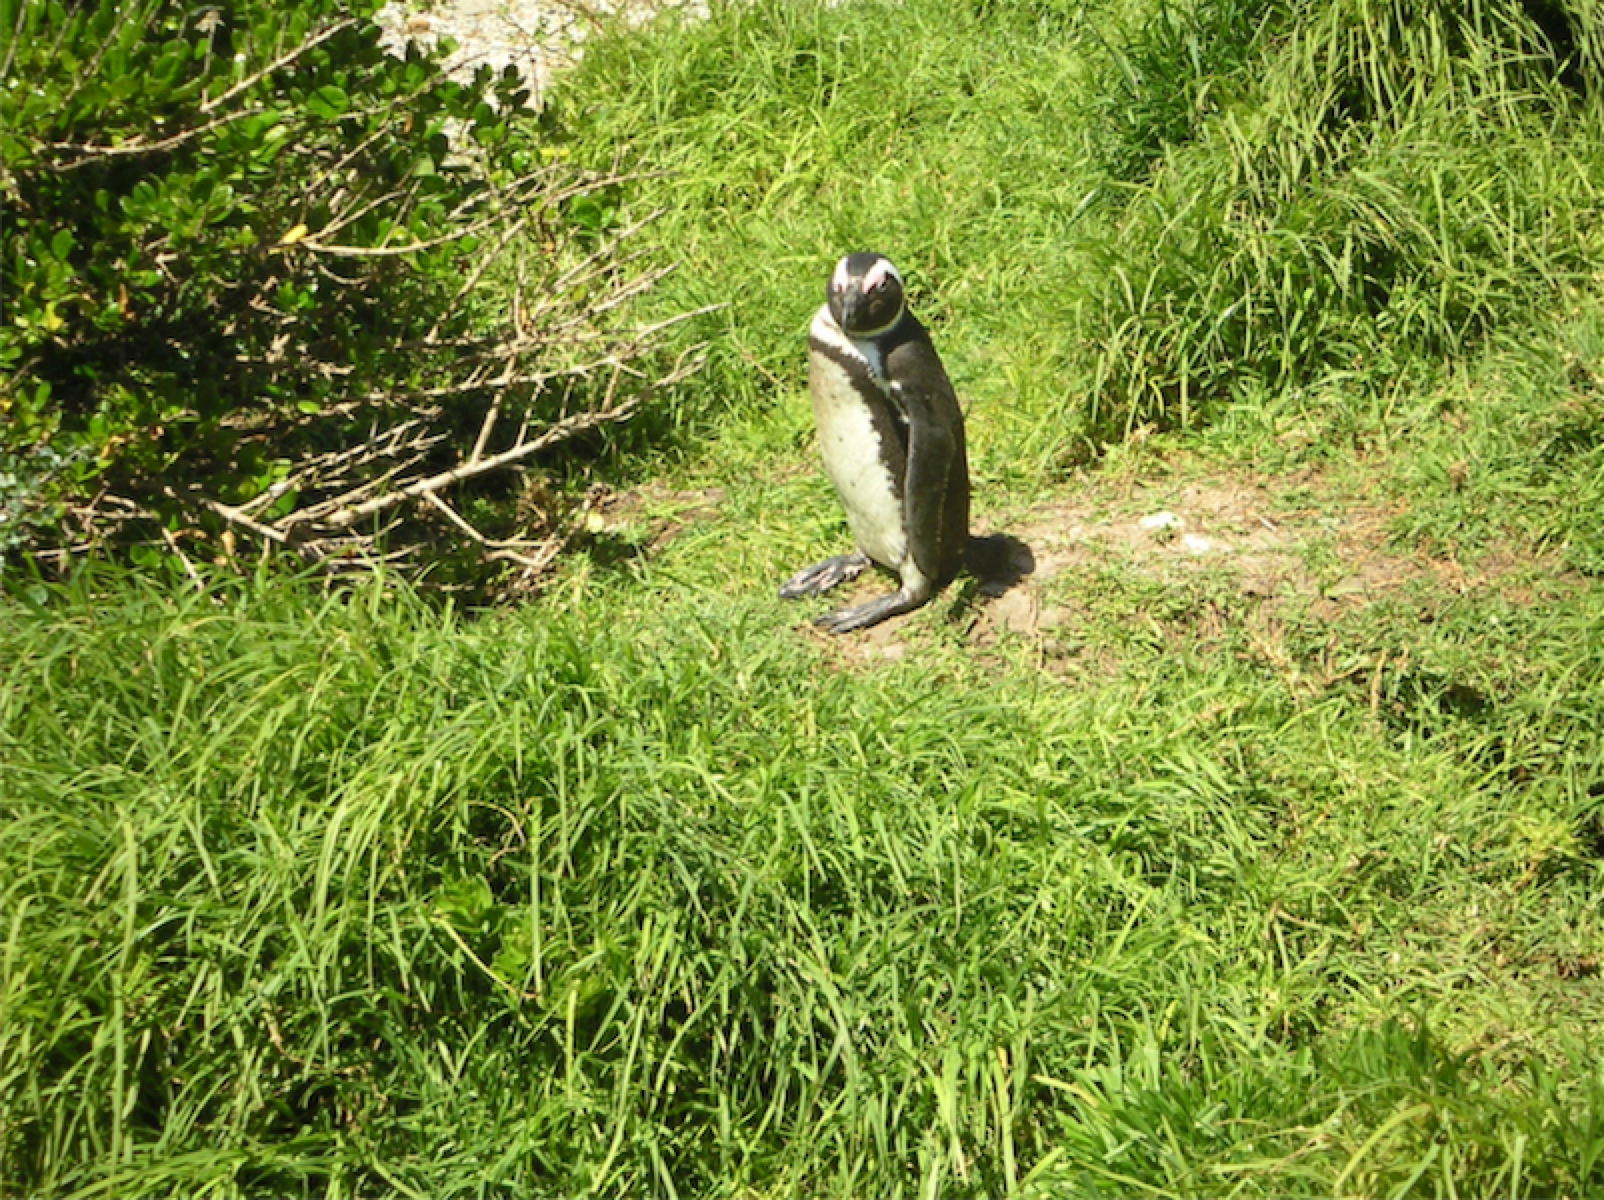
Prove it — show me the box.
[864,277,883,293]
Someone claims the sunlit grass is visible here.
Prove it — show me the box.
[6,0,1604,1194]
[4,529,1603,1195]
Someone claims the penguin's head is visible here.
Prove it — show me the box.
[827,252,905,337]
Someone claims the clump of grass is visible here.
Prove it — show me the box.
[1378,298,1604,575]
[1080,0,1287,181]
[542,0,1604,475]
[1077,0,1604,436]
[541,0,1103,471]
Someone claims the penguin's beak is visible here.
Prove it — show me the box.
[838,288,861,330]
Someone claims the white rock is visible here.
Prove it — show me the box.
[375,0,711,108]
[1138,510,1184,532]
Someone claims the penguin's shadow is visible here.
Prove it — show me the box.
[963,532,1036,598]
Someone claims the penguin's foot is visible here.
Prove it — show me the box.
[779,552,870,599]
[813,587,924,634]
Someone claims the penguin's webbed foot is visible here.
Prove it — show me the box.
[813,588,924,634]
[779,552,870,599]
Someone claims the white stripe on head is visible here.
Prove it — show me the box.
[831,256,853,292]
[862,257,902,292]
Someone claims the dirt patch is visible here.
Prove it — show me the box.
[1025,476,1325,596]
[585,482,726,550]
[994,470,1346,636]
[802,463,1567,669]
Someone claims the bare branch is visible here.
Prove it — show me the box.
[285,444,443,525]
[297,179,419,246]
[200,498,295,548]
[290,167,657,259]
[46,18,362,171]
[421,491,556,566]
[627,301,726,342]
[320,388,638,530]
[293,210,509,258]
[470,396,504,464]
[159,526,205,588]
[55,0,158,114]
[317,346,704,533]
[427,216,530,344]
[47,108,267,171]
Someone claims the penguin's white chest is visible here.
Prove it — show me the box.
[807,308,907,571]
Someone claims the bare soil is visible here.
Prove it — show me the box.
[794,461,1572,669]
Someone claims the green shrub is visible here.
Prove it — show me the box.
[1,0,691,588]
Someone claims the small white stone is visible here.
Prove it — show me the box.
[1138,510,1183,532]
[1180,533,1216,555]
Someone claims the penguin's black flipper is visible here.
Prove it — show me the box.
[898,398,959,597]
[779,552,870,599]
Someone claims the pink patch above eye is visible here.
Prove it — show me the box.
[861,258,901,293]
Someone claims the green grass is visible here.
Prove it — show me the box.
[4,510,1604,1196]
[548,0,1106,474]
[7,0,1604,1194]
[554,0,1604,460]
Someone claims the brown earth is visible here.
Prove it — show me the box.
[791,462,1570,670]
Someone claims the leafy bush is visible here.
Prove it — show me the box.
[1076,0,1604,436]
[1,0,696,588]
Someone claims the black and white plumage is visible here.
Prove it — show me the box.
[780,252,970,633]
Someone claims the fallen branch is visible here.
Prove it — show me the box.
[321,344,704,532]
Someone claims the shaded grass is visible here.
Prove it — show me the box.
[1060,0,1604,435]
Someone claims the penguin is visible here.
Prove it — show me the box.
[780,251,970,633]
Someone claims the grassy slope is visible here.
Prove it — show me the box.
[6,0,1604,1196]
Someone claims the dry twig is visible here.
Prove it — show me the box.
[182,193,714,589]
